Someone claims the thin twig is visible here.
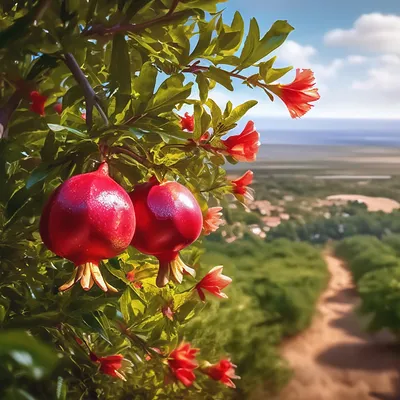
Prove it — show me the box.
[183,64,271,92]
[0,91,23,139]
[63,53,109,130]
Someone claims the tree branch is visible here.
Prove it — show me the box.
[83,8,186,37]
[167,0,181,15]
[0,91,23,139]
[110,146,151,168]
[63,53,109,130]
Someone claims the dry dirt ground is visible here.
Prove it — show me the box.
[326,194,400,213]
[278,252,400,400]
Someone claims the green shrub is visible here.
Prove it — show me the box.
[358,266,400,334]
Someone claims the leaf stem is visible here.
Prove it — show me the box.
[63,53,109,130]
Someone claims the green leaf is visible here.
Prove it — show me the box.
[223,101,233,118]
[151,143,187,166]
[124,0,152,20]
[196,73,209,103]
[82,312,112,345]
[204,66,233,91]
[247,20,294,68]
[0,330,58,379]
[5,187,31,220]
[259,57,293,84]
[191,16,217,57]
[62,85,84,108]
[224,100,258,126]
[26,164,52,190]
[119,287,146,323]
[239,18,260,66]
[47,124,86,138]
[131,62,158,115]
[110,34,131,95]
[265,67,293,84]
[206,98,223,129]
[40,130,59,163]
[146,75,193,115]
[0,304,7,323]
[193,103,203,141]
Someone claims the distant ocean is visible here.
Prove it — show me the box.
[259,129,400,147]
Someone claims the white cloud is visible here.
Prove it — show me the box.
[347,55,368,65]
[352,54,400,93]
[324,13,400,54]
[277,40,344,81]
[277,40,317,67]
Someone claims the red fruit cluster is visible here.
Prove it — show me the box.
[40,164,206,290]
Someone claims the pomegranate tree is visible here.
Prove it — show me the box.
[0,0,319,397]
[40,162,136,292]
[129,179,203,287]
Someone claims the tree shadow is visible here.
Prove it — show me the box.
[325,287,358,304]
[369,392,400,400]
[316,342,400,371]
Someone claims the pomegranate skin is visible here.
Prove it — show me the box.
[40,162,136,292]
[129,180,203,286]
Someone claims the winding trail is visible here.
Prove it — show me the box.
[279,251,400,400]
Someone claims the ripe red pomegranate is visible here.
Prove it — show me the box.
[129,179,203,287]
[40,162,136,292]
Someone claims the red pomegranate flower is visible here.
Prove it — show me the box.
[267,69,320,119]
[29,91,47,116]
[203,359,240,388]
[231,170,254,200]
[40,162,136,292]
[54,103,62,115]
[81,112,86,120]
[129,179,203,287]
[168,342,199,387]
[180,112,194,132]
[196,266,232,302]
[203,207,223,236]
[90,353,126,381]
[221,121,260,162]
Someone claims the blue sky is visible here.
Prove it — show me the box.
[208,0,400,130]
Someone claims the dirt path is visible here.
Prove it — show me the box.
[279,251,400,400]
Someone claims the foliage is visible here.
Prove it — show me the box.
[335,235,400,336]
[0,0,305,398]
[252,175,400,203]
[268,207,400,244]
[335,236,399,281]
